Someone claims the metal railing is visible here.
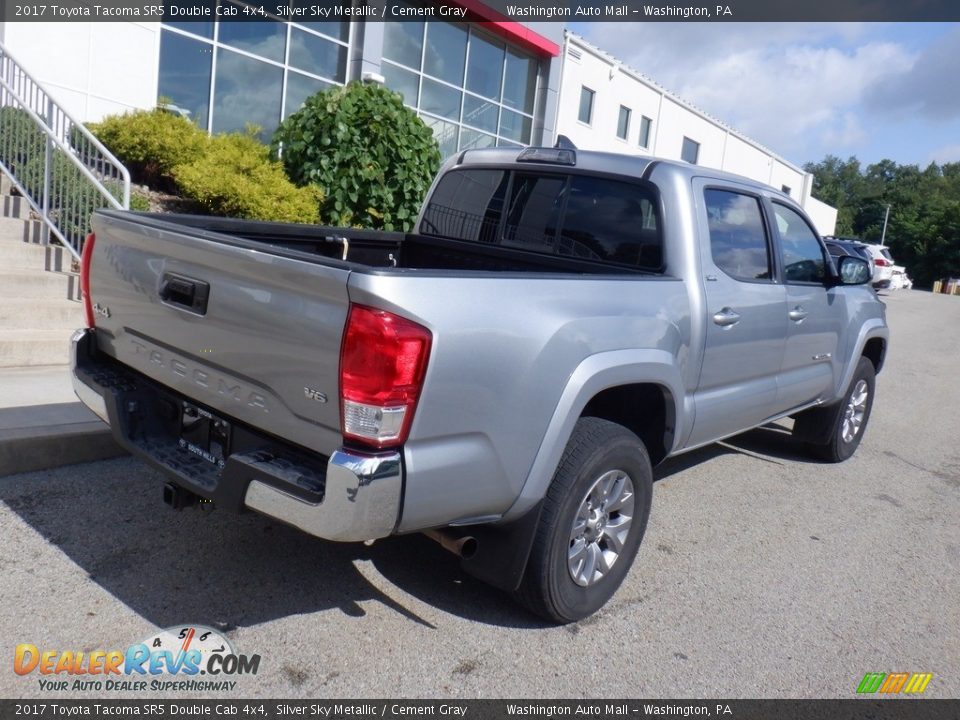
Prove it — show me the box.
[0,41,130,260]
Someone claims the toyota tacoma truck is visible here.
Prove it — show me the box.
[71,147,887,622]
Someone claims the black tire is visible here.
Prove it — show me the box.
[515,417,653,623]
[796,356,876,463]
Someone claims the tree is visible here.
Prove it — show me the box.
[806,155,960,288]
[272,82,441,231]
[803,155,864,235]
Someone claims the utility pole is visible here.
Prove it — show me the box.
[880,204,891,244]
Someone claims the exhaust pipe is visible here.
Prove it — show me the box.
[422,528,478,559]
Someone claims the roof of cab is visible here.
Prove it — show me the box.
[454,147,785,198]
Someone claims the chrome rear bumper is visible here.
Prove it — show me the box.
[71,328,402,542]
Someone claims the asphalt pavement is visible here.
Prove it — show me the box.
[1,289,957,699]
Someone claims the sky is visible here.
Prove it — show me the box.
[570,22,960,170]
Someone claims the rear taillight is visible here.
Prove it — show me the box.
[874,258,889,267]
[80,232,96,327]
[339,304,432,449]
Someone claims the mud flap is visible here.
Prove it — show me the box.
[457,501,544,592]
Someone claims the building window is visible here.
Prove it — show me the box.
[681,136,700,164]
[158,19,350,141]
[638,115,652,149]
[578,86,595,125]
[212,48,284,137]
[616,106,631,140]
[781,185,792,196]
[381,15,540,158]
[157,31,213,129]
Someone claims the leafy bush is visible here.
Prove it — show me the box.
[173,132,322,223]
[273,82,440,231]
[87,109,206,188]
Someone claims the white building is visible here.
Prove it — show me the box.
[0,20,836,234]
[0,13,564,153]
[556,32,837,235]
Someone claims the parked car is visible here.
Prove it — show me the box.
[890,265,912,290]
[72,148,888,622]
[859,243,897,289]
[824,238,875,279]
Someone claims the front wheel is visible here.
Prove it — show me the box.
[796,356,876,463]
[515,417,653,623]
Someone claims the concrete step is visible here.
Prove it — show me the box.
[2,194,33,219]
[0,240,70,271]
[0,397,124,476]
[0,298,83,331]
[0,269,79,301]
[0,329,75,367]
[0,216,48,244]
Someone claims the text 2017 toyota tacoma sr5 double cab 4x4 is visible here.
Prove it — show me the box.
[72,147,887,622]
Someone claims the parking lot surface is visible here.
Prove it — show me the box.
[2,290,958,699]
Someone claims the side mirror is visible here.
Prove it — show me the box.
[836,255,871,285]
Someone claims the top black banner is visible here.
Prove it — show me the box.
[1,0,960,22]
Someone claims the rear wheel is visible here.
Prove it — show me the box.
[516,417,653,623]
[796,356,876,463]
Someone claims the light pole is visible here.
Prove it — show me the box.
[880,204,891,245]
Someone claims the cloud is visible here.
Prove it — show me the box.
[928,144,960,164]
[575,23,915,162]
[822,113,867,148]
[864,25,960,120]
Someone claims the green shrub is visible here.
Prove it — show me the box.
[15,150,104,242]
[173,132,322,223]
[0,107,45,178]
[129,190,151,212]
[87,109,206,188]
[272,82,440,231]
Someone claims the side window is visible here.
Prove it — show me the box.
[420,169,508,243]
[773,203,826,283]
[559,176,661,269]
[704,189,771,281]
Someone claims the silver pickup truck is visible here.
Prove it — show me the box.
[72,147,887,622]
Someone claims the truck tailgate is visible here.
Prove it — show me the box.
[88,211,350,456]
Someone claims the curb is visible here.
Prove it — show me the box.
[0,402,126,477]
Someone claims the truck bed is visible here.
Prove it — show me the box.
[127,212,653,276]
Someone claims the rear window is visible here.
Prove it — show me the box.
[418,169,509,244]
[421,169,662,271]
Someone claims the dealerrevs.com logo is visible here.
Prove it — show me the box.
[14,625,261,692]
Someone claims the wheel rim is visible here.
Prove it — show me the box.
[568,469,636,587]
[841,379,869,443]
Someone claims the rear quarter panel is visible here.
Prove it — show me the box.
[347,271,691,532]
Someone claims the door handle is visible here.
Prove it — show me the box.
[712,307,741,327]
[788,306,808,322]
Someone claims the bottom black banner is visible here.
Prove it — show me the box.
[2,700,959,720]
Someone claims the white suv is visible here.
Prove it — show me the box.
[861,243,896,288]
